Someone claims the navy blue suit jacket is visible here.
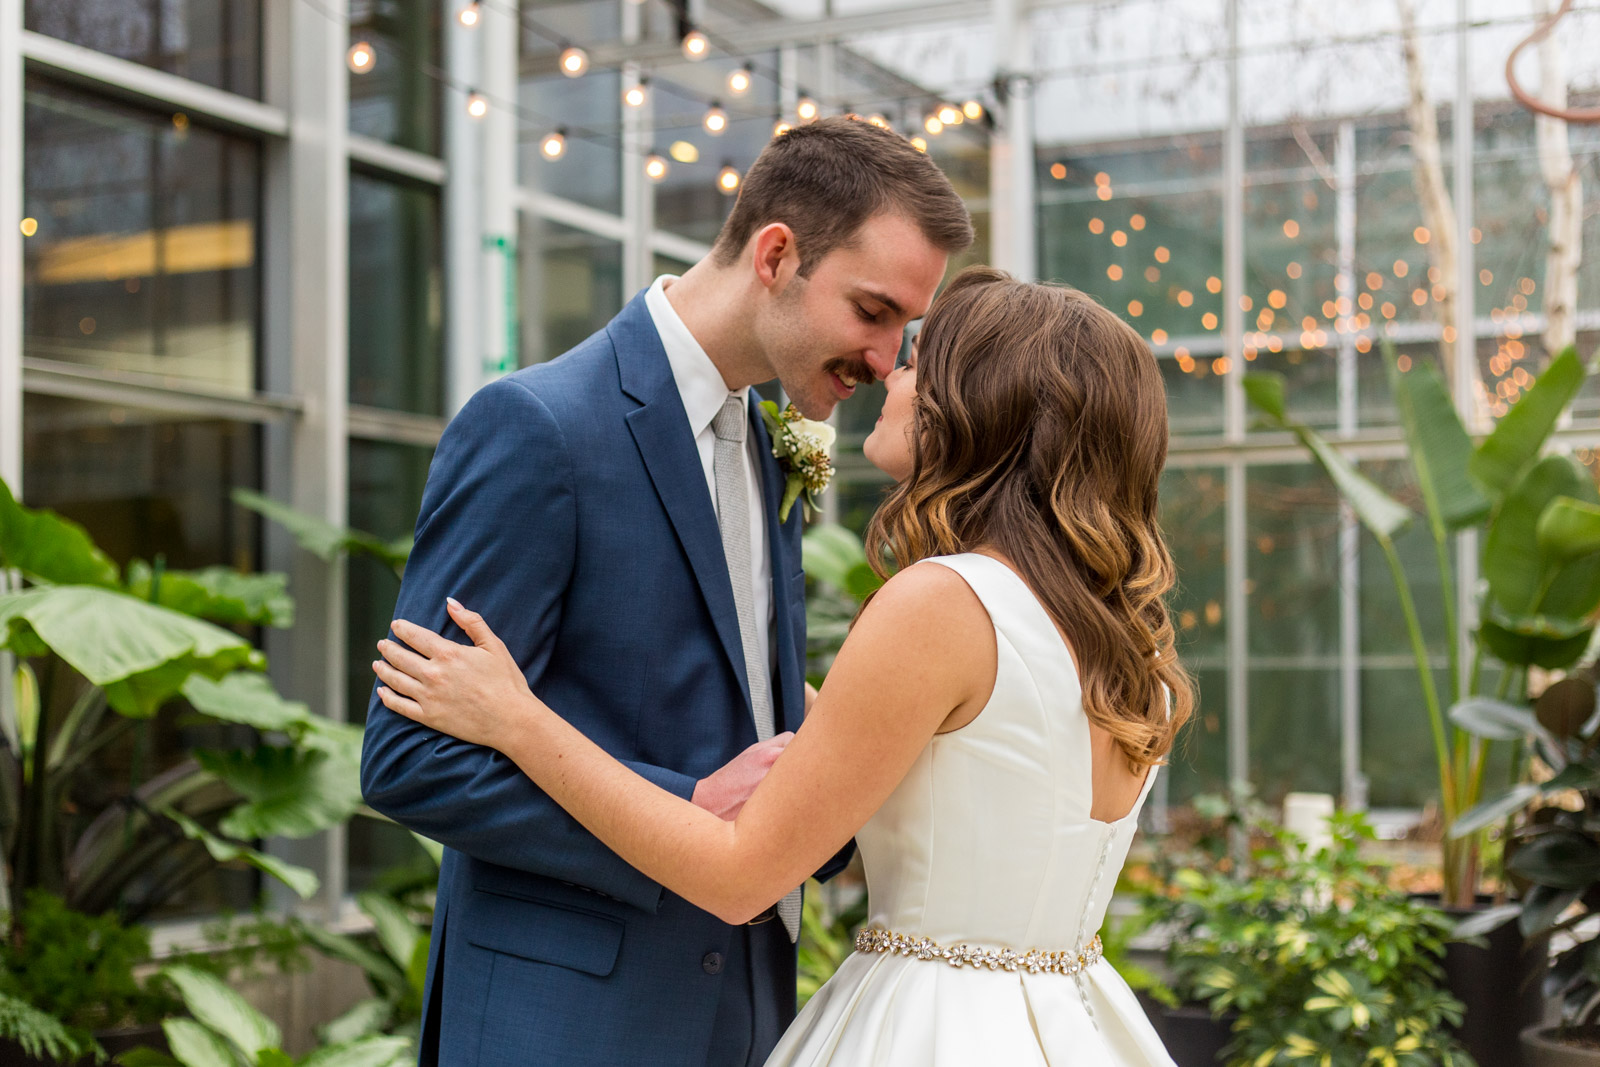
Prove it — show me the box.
[360,292,850,1066]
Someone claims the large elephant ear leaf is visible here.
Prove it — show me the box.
[1470,345,1586,504]
[0,586,263,716]
[0,478,120,587]
[159,964,281,1061]
[1483,456,1600,620]
[233,489,410,573]
[197,745,364,840]
[181,672,313,733]
[161,807,320,899]
[126,562,295,628]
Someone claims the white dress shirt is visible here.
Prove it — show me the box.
[645,275,774,680]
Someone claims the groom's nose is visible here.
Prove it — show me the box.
[863,348,896,382]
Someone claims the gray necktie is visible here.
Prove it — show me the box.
[712,393,802,942]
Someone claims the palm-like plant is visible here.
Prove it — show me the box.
[1245,342,1600,909]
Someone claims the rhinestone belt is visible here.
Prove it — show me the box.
[853,927,1105,976]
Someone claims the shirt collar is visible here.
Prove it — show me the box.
[645,275,748,439]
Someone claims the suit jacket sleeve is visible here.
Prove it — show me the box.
[359,376,696,913]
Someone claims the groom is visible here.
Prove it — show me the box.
[361,117,971,1067]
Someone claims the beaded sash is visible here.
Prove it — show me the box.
[853,927,1105,976]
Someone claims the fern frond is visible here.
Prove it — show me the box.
[0,991,101,1062]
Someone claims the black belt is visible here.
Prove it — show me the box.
[745,905,777,925]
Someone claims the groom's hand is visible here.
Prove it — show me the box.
[691,733,795,820]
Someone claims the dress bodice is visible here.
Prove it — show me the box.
[855,552,1159,953]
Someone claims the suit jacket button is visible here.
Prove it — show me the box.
[702,952,724,975]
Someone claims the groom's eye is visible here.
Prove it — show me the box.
[854,303,880,323]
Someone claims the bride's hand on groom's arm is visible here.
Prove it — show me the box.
[373,598,546,752]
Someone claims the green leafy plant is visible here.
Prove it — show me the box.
[1145,813,1472,1067]
[800,524,884,684]
[1453,671,1600,1037]
[1245,342,1600,908]
[797,880,868,1008]
[122,965,410,1067]
[0,991,95,1063]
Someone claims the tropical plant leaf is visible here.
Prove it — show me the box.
[1451,903,1519,939]
[1449,697,1541,740]
[292,922,409,999]
[126,562,295,628]
[1470,346,1586,503]
[297,1036,413,1067]
[181,672,313,733]
[1479,610,1596,671]
[1484,457,1587,615]
[1537,496,1600,563]
[1518,882,1586,938]
[0,991,98,1062]
[196,746,363,841]
[233,490,411,573]
[315,998,393,1045]
[161,808,320,899]
[160,965,280,1060]
[0,477,120,587]
[1244,373,1413,539]
[1384,343,1489,533]
[356,892,425,974]
[161,1017,243,1067]
[1509,829,1600,889]
[1450,784,1538,838]
[0,586,264,716]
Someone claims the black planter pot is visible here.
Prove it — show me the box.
[1522,1025,1600,1067]
[1420,895,1548,1067]
[1137,993,1236,1067]
[0,1023,166,1067]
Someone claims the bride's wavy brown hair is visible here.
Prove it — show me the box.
[864,266,1193,771]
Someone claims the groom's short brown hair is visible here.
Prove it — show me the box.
[711,116,973,276]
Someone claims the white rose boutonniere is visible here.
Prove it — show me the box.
[758,401,835,522]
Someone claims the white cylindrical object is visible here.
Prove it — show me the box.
[1283,792,1336,854]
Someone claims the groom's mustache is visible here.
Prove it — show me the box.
[826,358,879,384]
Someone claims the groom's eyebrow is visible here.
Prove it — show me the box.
[859,288,906,318]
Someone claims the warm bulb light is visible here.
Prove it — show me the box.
[728,66,752,95]
[645,153,669,181]
[681,31,709,60]
[937,104,961,126]
[541,130,567,159]
[773,120,793,137]
[466,91,488,118]
[962,99,983,121]
[19,217,37,237]
[560,46,589,77]
[910,136,927,152]
[703,104,727,135]
[718,165,741,194]
[347,40,375,73]
[458,2,480,26]
[867,114,889,128]
[796,96,819,122]
[669,141,699,163]
[924,115,943,135]
[623,82,647,107]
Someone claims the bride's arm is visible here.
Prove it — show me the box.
[373,561,991,923]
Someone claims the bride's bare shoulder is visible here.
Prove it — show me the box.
[847,560,995,702]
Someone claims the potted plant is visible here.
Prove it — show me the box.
[1245,341,1597,1056]
[1141,812,1472,1067]
[1452,672,1600,1065]
[0,479,371,1056]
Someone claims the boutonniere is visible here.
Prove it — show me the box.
[758,401,835,523]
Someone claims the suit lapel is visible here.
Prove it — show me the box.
[613,293,754,719]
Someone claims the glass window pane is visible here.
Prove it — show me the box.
[349,171,444,415]
[22,394,263,917]
[1162,467,1229,803]
[26,0,261,98]
[346,438,434,891]
[23,78,260,395]
[518,69,622,214]
[349,0,441,156]
[518,218,623,365]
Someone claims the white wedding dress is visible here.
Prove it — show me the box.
[766,553,1177,1066]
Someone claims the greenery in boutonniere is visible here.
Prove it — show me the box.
[759,402,836,522]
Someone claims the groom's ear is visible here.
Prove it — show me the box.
[750,223,801,292]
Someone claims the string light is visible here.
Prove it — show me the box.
[796,95,819,122]
[728,65,753,96]
[19,218,37,237]
[541,129,567,159]
[910,136,927,152]
[681,30,709,60]
[623,80,648,108]
[773,119,793,137]
[718,164,741,194]
[466,90,488,118]
[936,103,962,126]
[867,114,889,129]
[669,140,698,163]
[703,103,727,135]
[924,114,943,135]
[458,2,480,27]
[347,40,375,73]
[559,45,588,77]
[962,100,984,121]
[645,152,670,181]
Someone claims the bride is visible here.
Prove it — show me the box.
[372,265,1193,1065]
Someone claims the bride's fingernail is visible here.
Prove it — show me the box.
[447,596,462,609]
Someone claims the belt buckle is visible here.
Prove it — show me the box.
[746,905,777,925]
